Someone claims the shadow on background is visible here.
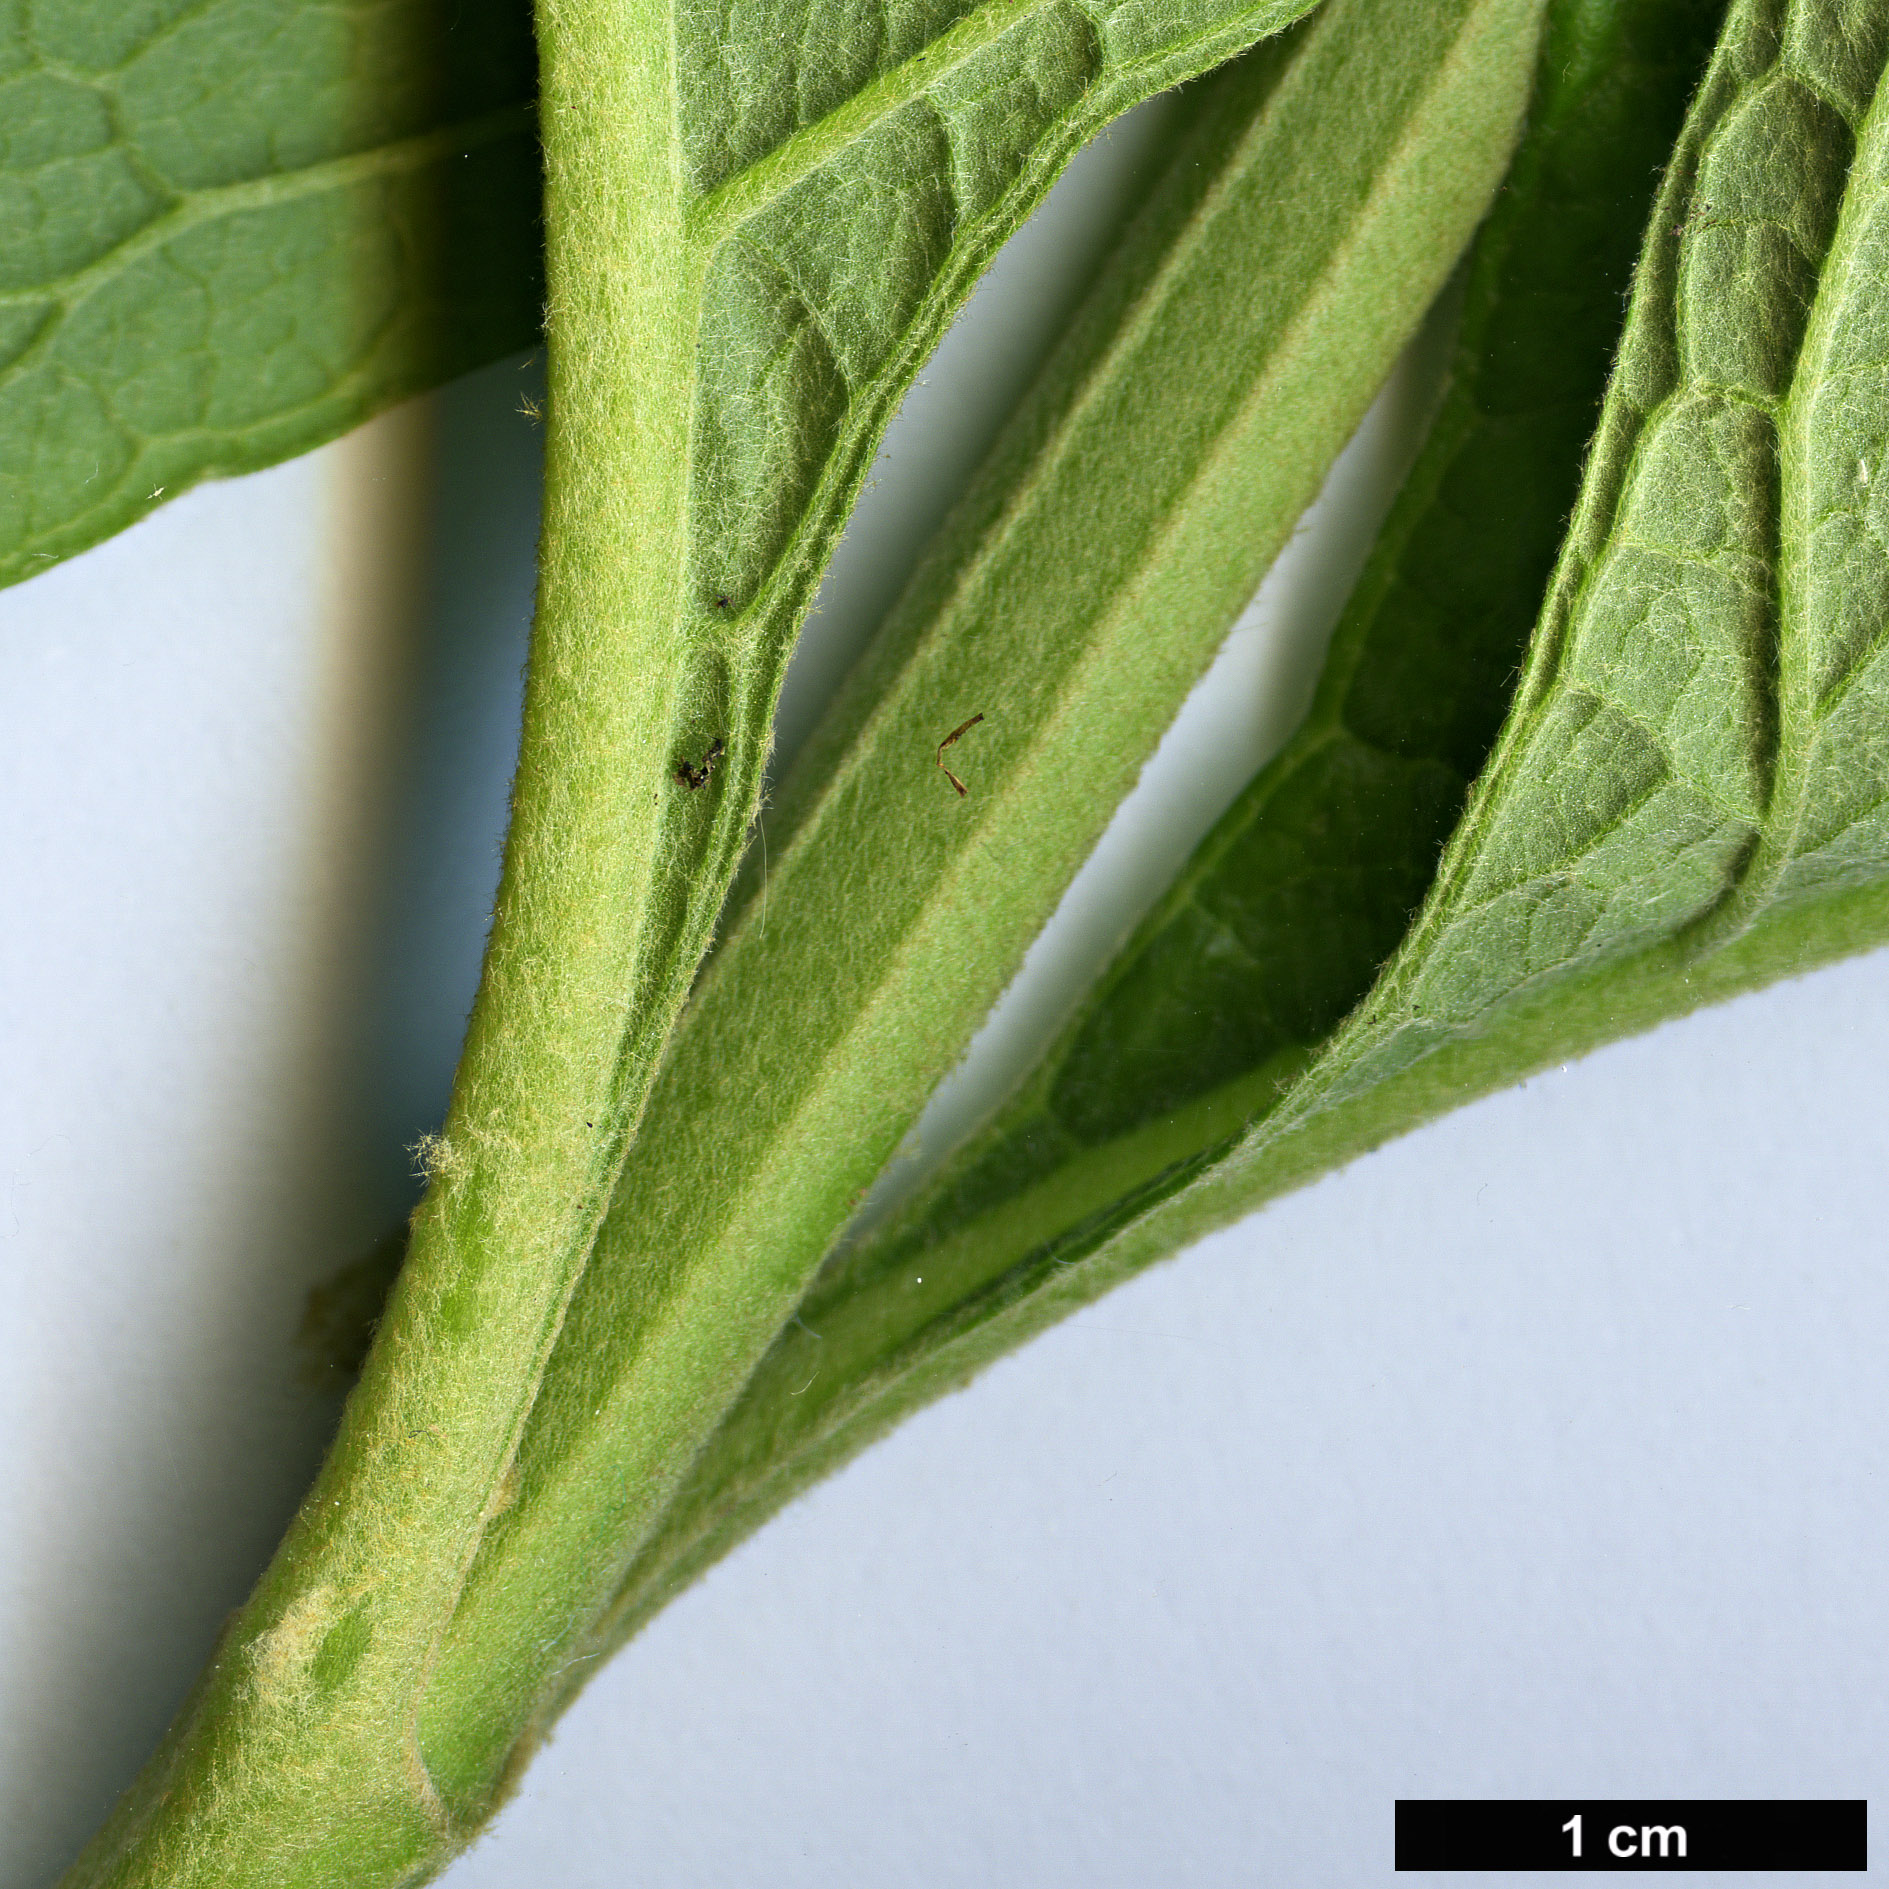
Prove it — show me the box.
[354,355,545,1193]
[7,357,541,1889]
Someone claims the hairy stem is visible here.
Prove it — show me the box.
[57,2,720,1882]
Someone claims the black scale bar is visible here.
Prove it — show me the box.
[1395,1800,1866,1871]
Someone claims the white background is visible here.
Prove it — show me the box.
[2,104,1883,1887]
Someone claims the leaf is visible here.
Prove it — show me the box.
[409,0,1549,1814]
[1297,0,1889,1090]
[585,0,1810,1647]
[0,0,543,591]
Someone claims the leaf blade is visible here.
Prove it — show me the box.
[0,0,543,590]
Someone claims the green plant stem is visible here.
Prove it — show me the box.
[58,6,731,1884]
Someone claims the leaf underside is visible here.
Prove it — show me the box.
[680,0,1310,629]
[592,0,1889,1651]
[0,0,543,593]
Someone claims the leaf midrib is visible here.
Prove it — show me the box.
[696,0,1479,1143]
[686,0,1317,246]
[537,0,1529,1524]
[1772,68,1889,804]
[634,0,1532,1392]
[686,0,1056,242]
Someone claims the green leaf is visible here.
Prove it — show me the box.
[585,0,1817,1648]
[1297,0,1889,1090]
[0,0,542,591]
[411,0,1548,1814]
